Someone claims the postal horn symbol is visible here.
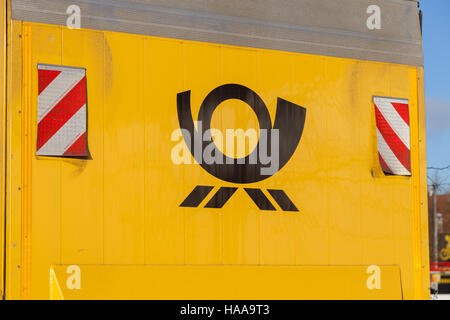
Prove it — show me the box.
[177,84,307,184]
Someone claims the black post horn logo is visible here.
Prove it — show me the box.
[177,84,306,211]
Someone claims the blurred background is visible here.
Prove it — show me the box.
[421,0,450,299]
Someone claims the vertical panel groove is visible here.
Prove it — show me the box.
[20,23,32,299]
[409,68,424,299]
[0,0,8,299]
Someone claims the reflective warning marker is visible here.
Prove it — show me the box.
[373,96,411,176]
[37,64,88,157]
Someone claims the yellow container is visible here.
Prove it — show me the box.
[1,0,430,299]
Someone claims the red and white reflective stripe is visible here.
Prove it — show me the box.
[373,96,411,176]
[37,65,88,157]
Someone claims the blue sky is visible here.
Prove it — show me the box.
[421,1,450,174]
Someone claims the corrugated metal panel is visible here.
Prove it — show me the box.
[11,0,423,66]
[9,21,429,299]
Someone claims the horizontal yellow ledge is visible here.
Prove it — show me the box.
[50,265,402,300]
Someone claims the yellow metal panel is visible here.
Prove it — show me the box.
[49,265,403,300]
[220,47,259,265]
[356,62,397,269]
[26,24,63,300]
[183,42,223,265]
[324,59,363,265]
[0,0,6,299]
[60,29,105,265]
[103,32,145,264]
[289,54,329,265]
[144,38,186,264]
[256,51,296,265]
[8,21,429,299]
[382,68,415,300]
